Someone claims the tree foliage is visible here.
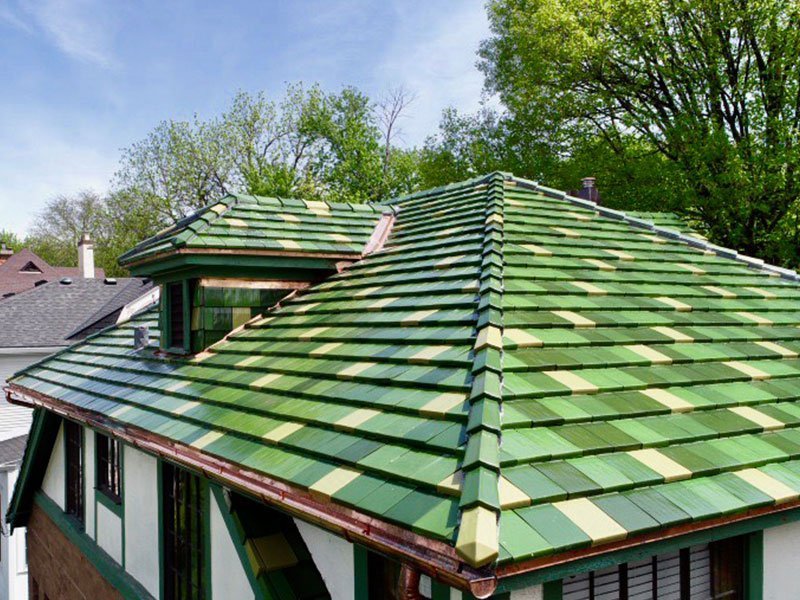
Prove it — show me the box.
[479,0,800,264]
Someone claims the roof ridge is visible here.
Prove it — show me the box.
[512,176,800,284]
[384,172,503,206]
[454,172,506,568]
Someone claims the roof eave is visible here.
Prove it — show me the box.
[6,384,498,597]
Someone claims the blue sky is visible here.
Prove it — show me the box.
[0,0,491,235]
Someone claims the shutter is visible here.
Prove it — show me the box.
[655,551,682,600]
[628,558,655,600]
[563,572,591,600]
[689,544,712,598]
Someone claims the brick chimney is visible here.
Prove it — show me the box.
[78,233,94,279]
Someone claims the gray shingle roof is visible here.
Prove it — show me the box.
[0,277,152,348]
[0,434,28,468]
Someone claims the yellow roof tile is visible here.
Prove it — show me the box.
[402,309,438,325]
[724,360,771,380]
[676,263,705,275]
[641,388,693,412]
[570,281,607,296]
[190,430,224,450]
[554,498,627,545]
[337,362,377,379]
[366,297,397,311]
[280,213,301,223]
[521,244,552,257]
[299,326,329,340]
[628,448,692,482]
[499,477,531,509]
[734,469,799,504]
[294,302,320,314]
[436,471,463,495]
[309,467,362,500]
[737,311,773,326]
[745,286,777,299]
[435,254,465,269]
[552,310,596,328]
[277,239,302,250]
[652,326,693,343]
[455,506,498,567]
[420,393,468,417]
[624,344,673,365]
[354,286,382,298]
[551,226,581,238]
[235,355,262,368]
[249,373,283,389]
[702,285,737,298]
[263,422,303,443]
[173,400,200,415]
[475,325,503,350]
[603,249,635,261]
[755,340,798,358]
[310,342,343,357]
[583,258,616,271]
[729,406,784,431]
[544,370,599,394]
[224,217,249,228]
[335,408,380,431]
[566,211,593,222]
[654,296,692,312]
[329,233,352,243]
[504,328,544,348]
[409,345,450,364]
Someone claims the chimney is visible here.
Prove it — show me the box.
[78,233,94,279]
[0,243,13,265]
[570,176,601,204]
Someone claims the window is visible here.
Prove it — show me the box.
[167,282,187,350]
[162,462,206,600]
[562,538,745,599]
[367,551,403,600]
[64,421,84,525]
[96,433,122,503]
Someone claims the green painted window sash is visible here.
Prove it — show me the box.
[33,491,153,600]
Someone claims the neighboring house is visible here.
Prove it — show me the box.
[0,237,105,299]
[0,273,154,600]
[7,173,800,600]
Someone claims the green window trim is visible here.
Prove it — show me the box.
[34,491,154,600]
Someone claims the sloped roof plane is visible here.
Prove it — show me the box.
[10,173,800,596]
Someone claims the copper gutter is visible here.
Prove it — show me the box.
[6,385,497,597]
[494,497,800,584]
[198,278,312,290]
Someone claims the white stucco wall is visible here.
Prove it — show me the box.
[294,519,354,600]
[41,423,64,508]
[511,585,544,600]
[123,444,160,598]
[764,521,800,600]
[210,492,253,600]
[96,502,123,565]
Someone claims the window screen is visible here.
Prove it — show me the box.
[168,282,185,349]
[96,433,122,503]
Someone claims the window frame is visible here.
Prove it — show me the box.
[95,432,123,506]
[164,280,191,353]
[63,420,84,527]
[160,460,210,600]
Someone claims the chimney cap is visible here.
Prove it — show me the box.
[581,176,596,189]
[78,232,92,246]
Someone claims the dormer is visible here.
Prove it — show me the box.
[118,194,394,354]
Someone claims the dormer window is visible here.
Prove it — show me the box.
[19,261,42,274]
[164,281,190,353]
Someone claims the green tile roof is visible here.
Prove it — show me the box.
[118,193,392,266]
[12,172,800,579]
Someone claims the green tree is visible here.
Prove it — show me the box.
[0,230,23,253]
[480,0,800,264]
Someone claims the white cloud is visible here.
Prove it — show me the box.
[376,1,495,146]
[2,0,117,68]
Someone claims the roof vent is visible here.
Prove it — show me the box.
[60,277,73,285]
[570,176,601,204]
[34,279,47,287]
[104,278,117,285]
[134,325,150,350]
